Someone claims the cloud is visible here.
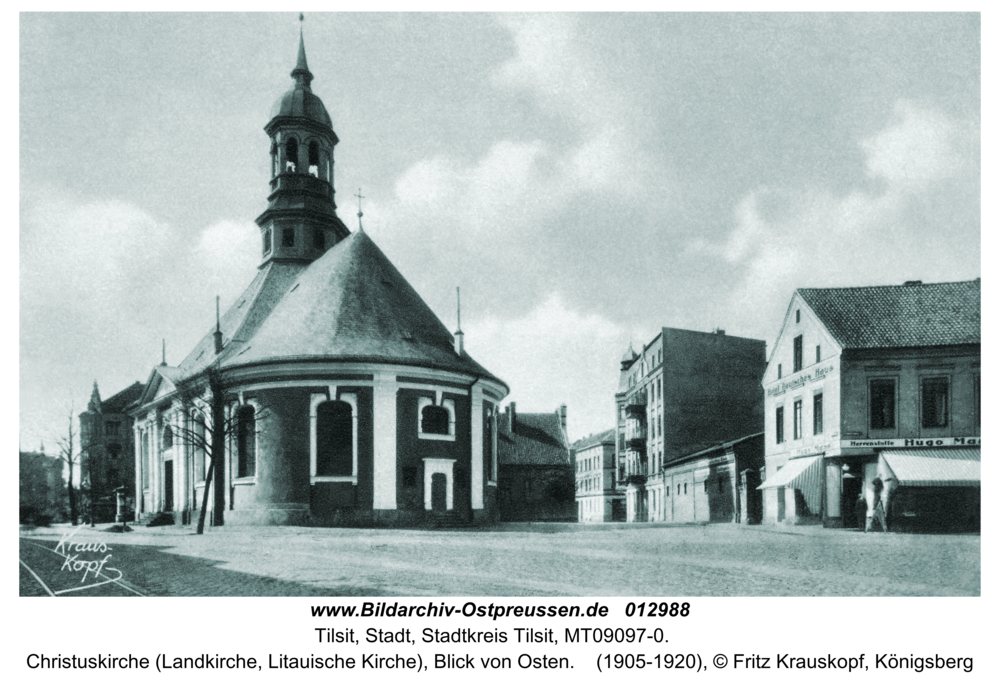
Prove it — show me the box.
[466,293,637,441]
[862,101,968,191]
[687,101,979,352]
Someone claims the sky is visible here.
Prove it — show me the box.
[19,12,981,452]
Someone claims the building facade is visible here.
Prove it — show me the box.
[78,381,143,522]
[20,449,66,524]
[759,279,980,531]
[616,328,766,522]
[130,30,507,528]
[497,403,576,522]
[573,429,624,522]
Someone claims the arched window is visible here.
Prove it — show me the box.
[308,140,320,177]
[162,425,173,449]
[421,405,449,435]
[236,405,256,478]
[316,400,353,476]
[270,140,278,178]
[285,138,298,173]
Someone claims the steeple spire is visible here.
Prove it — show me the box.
[291,13,313,91]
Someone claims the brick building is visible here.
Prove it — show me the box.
[497,403,576,522]
[759,279,980,531]
[78,381,143,522]
[129,28,507,528]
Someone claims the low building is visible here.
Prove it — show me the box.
[759,279,980,532]
[649,433,764,524]
[573,429,623,522]
[498,403,576,522]
[78,381,143,522]
[616,328,767,522]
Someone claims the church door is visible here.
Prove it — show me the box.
[164,461,174,512]
[431,473,447,511]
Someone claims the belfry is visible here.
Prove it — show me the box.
[130,22,508,527]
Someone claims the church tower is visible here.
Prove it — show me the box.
[256,20,350,267]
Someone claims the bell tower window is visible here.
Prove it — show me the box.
[285,138,298,173]
[270,140,278,178]
[283,228,295,247]
[309,141,320,177]
[313,228,324,250]
[262,228,272,255]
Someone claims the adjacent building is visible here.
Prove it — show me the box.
[20,448,66,524]
[497,403,576,522]
[573,429,624,522]
[130,30,507,528]
[759,279,980,531]
[78,381,143,522]
[616,328,766,522]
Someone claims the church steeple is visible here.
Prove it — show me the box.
[255,16,350,268]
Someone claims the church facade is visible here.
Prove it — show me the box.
[130,30,508,528]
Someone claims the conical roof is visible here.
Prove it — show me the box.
[220,231,506,387]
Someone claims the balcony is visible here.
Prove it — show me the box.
[627,437,647,452]
[624,473,647,487]
[624,394,647,417]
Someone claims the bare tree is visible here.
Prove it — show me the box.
[162,367,266,534]
[55,404,85,526]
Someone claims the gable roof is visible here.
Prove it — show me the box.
[219,231,504,385]
[797,279,980,350]
[499,412,571,466]
[572,428,616,452]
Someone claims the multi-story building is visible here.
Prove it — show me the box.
[759,279,980,531]
[616,327,766,522]
[78,381,143,522]
[572,429,623,522]
[497,403,576,522]
[20,448,66,524]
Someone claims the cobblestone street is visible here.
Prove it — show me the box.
[20,522,979,597]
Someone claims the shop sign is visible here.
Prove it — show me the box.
[840,437,981,449]
[766,364,835,397]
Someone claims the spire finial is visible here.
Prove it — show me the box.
[161,338,166,366]
[454,286,464,356]
[291,13,313,90]
[356,188,365,232]
[213,296,224,354]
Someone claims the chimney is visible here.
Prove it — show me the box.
[507,402,516,433]
[558,404,567,436]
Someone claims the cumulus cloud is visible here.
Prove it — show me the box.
[689,101,978,351]
[466,293,637,440]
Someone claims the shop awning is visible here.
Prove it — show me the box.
[880,448,980,487]
[758,454,824,491]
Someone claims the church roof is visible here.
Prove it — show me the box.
[216,231,505,386]
[797,278,980,350]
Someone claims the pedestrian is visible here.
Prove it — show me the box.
[870,477,888,532]
[855,491,867,531]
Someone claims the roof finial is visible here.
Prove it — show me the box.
[161,338,167,366]
[454,286,464,356]
[355,188,365,232]
[291,13,313,91]
[213,295,224,354]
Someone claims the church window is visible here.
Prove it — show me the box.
[283,228,295,247]
[285,138,298,172]
[263,229,272,255]
[310,392,358,483]
[422,406,449,435]
[417,396,456,441]
[316,401,353,476]
[236,405,256,478]
[308,140,320,177]
[162,424,173,449]
[313,227,324,250]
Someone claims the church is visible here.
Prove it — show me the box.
[130,27,508,527]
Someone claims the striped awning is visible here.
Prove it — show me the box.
[758,455,824,491]
[880,448,980,487]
